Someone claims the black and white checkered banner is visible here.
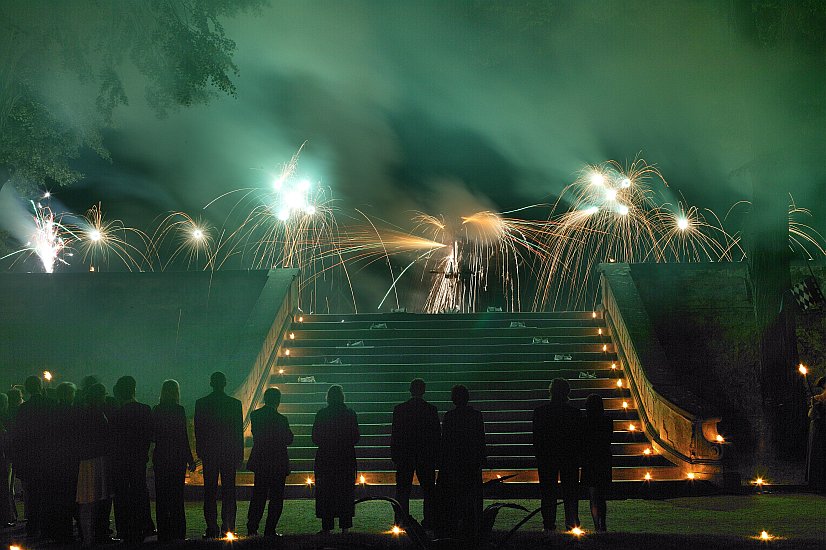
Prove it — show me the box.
[791,275,825,311]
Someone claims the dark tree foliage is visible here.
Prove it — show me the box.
[0,0,266,191]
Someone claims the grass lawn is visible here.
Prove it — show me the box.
[7,494,824,548]
[179,494,824,541]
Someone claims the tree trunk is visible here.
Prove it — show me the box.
[748,174,807,458]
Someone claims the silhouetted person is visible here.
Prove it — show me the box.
[43,382,79,544]
[582,394,612,531]
[195,371,244,538]
[391,378,440,529]
[78,375,118,543]
[11,375,52,537]
[75,383,111,547]
[110,376,152,545]
[246,387,293,537]
[152,380,194,542]
[312,385,360,534]
[4,387,21,525]
[437,384,486,544]
[0,393,14,527]
[807,376,826,493]
[533,378,582,533]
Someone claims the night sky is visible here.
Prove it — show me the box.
[1,1,825,292]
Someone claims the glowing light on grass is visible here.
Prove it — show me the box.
[799,364,808,376]
[570,527,584,537]
[224,532,236,541]
[43,371,52,382]
[390,525,403,535]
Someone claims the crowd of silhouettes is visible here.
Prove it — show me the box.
[0,372,615,546]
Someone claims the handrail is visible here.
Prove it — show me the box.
[232,269,299,432]
[599,263,727,482]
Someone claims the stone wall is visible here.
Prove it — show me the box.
[0,270,298,412]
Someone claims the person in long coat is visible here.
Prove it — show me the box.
[533,378,582,532]
[152,379,194,542]
[110,376,153,545]
[11,375,53,538]
[581,394,612,531]
[75,383,112,547]
[312,385,360,534]
[246,387,293,537]
[44,382,79,544]
[436,384,486,544]
[807,376,826,493]
[0,393,14,527]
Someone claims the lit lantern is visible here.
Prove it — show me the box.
[687,472,696,480]
[285,349,290,356]
[391,525,402,535]
[628,423,636,432]
[759,531,772,541]
[43,370,53,382]
[278,368,285,375]
[306,477,314,486]
[570,527,584,537]
[592,312,597,318]
[298,316,304,322]
[598,328,603,335]
[616,379,623,388]
[602,344,608,352]
[643,448,652,456]
[716,434,724,443]
[289,332,295,340]
[622,401,628,409]
[359,474,366,486]
[611,363,617,370]
[644,472,652,481]
[798,364,808,376]
[224,532,237,541]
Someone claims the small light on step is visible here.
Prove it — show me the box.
[716,434,724,443]
[622,401,628,409]
[298,316,303,322]
[278,368,285,375]
[289,332,295,340]
[644,472,651,480]
[616,379,623,387]
[643,448,651,455]
[687,472,696,480]
[598,328,602,335]
[611,363,617,370]
[592,311,597,318]
[628,423,636,432]
[602,344,608,351]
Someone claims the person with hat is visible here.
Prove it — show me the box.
[807,376,826,493]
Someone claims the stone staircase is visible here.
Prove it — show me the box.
[237,311,686,497]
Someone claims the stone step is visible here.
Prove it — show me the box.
[282,431,650,447]
[277,396,630,414]
[279,418,643,437]
[281,351,617,365]
[277,441,655,460]
[283,343,616,356]
[289,326,608,339]
[275,387,629,403]
[273,378,624,393]
[296,311,601,323]
[286,335,611,348]
[272,362,621,377]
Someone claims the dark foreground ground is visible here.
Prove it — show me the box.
[3,494,825,548]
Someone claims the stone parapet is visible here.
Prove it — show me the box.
[599,263,730,484]
[232,269,300,433]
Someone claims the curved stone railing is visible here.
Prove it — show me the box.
[599,264,729,483]
[232,269,300,432]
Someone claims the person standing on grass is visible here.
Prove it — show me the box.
[312,385,360,535]
[807,376,826,493]
[11,375,53,538]
[390,378,440,530]
[75,383,112,547]
[582,394,612,531]
[152,379,195,542]
[0,393,15,528]
[533,378,582,534]
[246,387,294,537]
[194,371,244,538]
[110,376,153,545]
[437,384,486,545]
